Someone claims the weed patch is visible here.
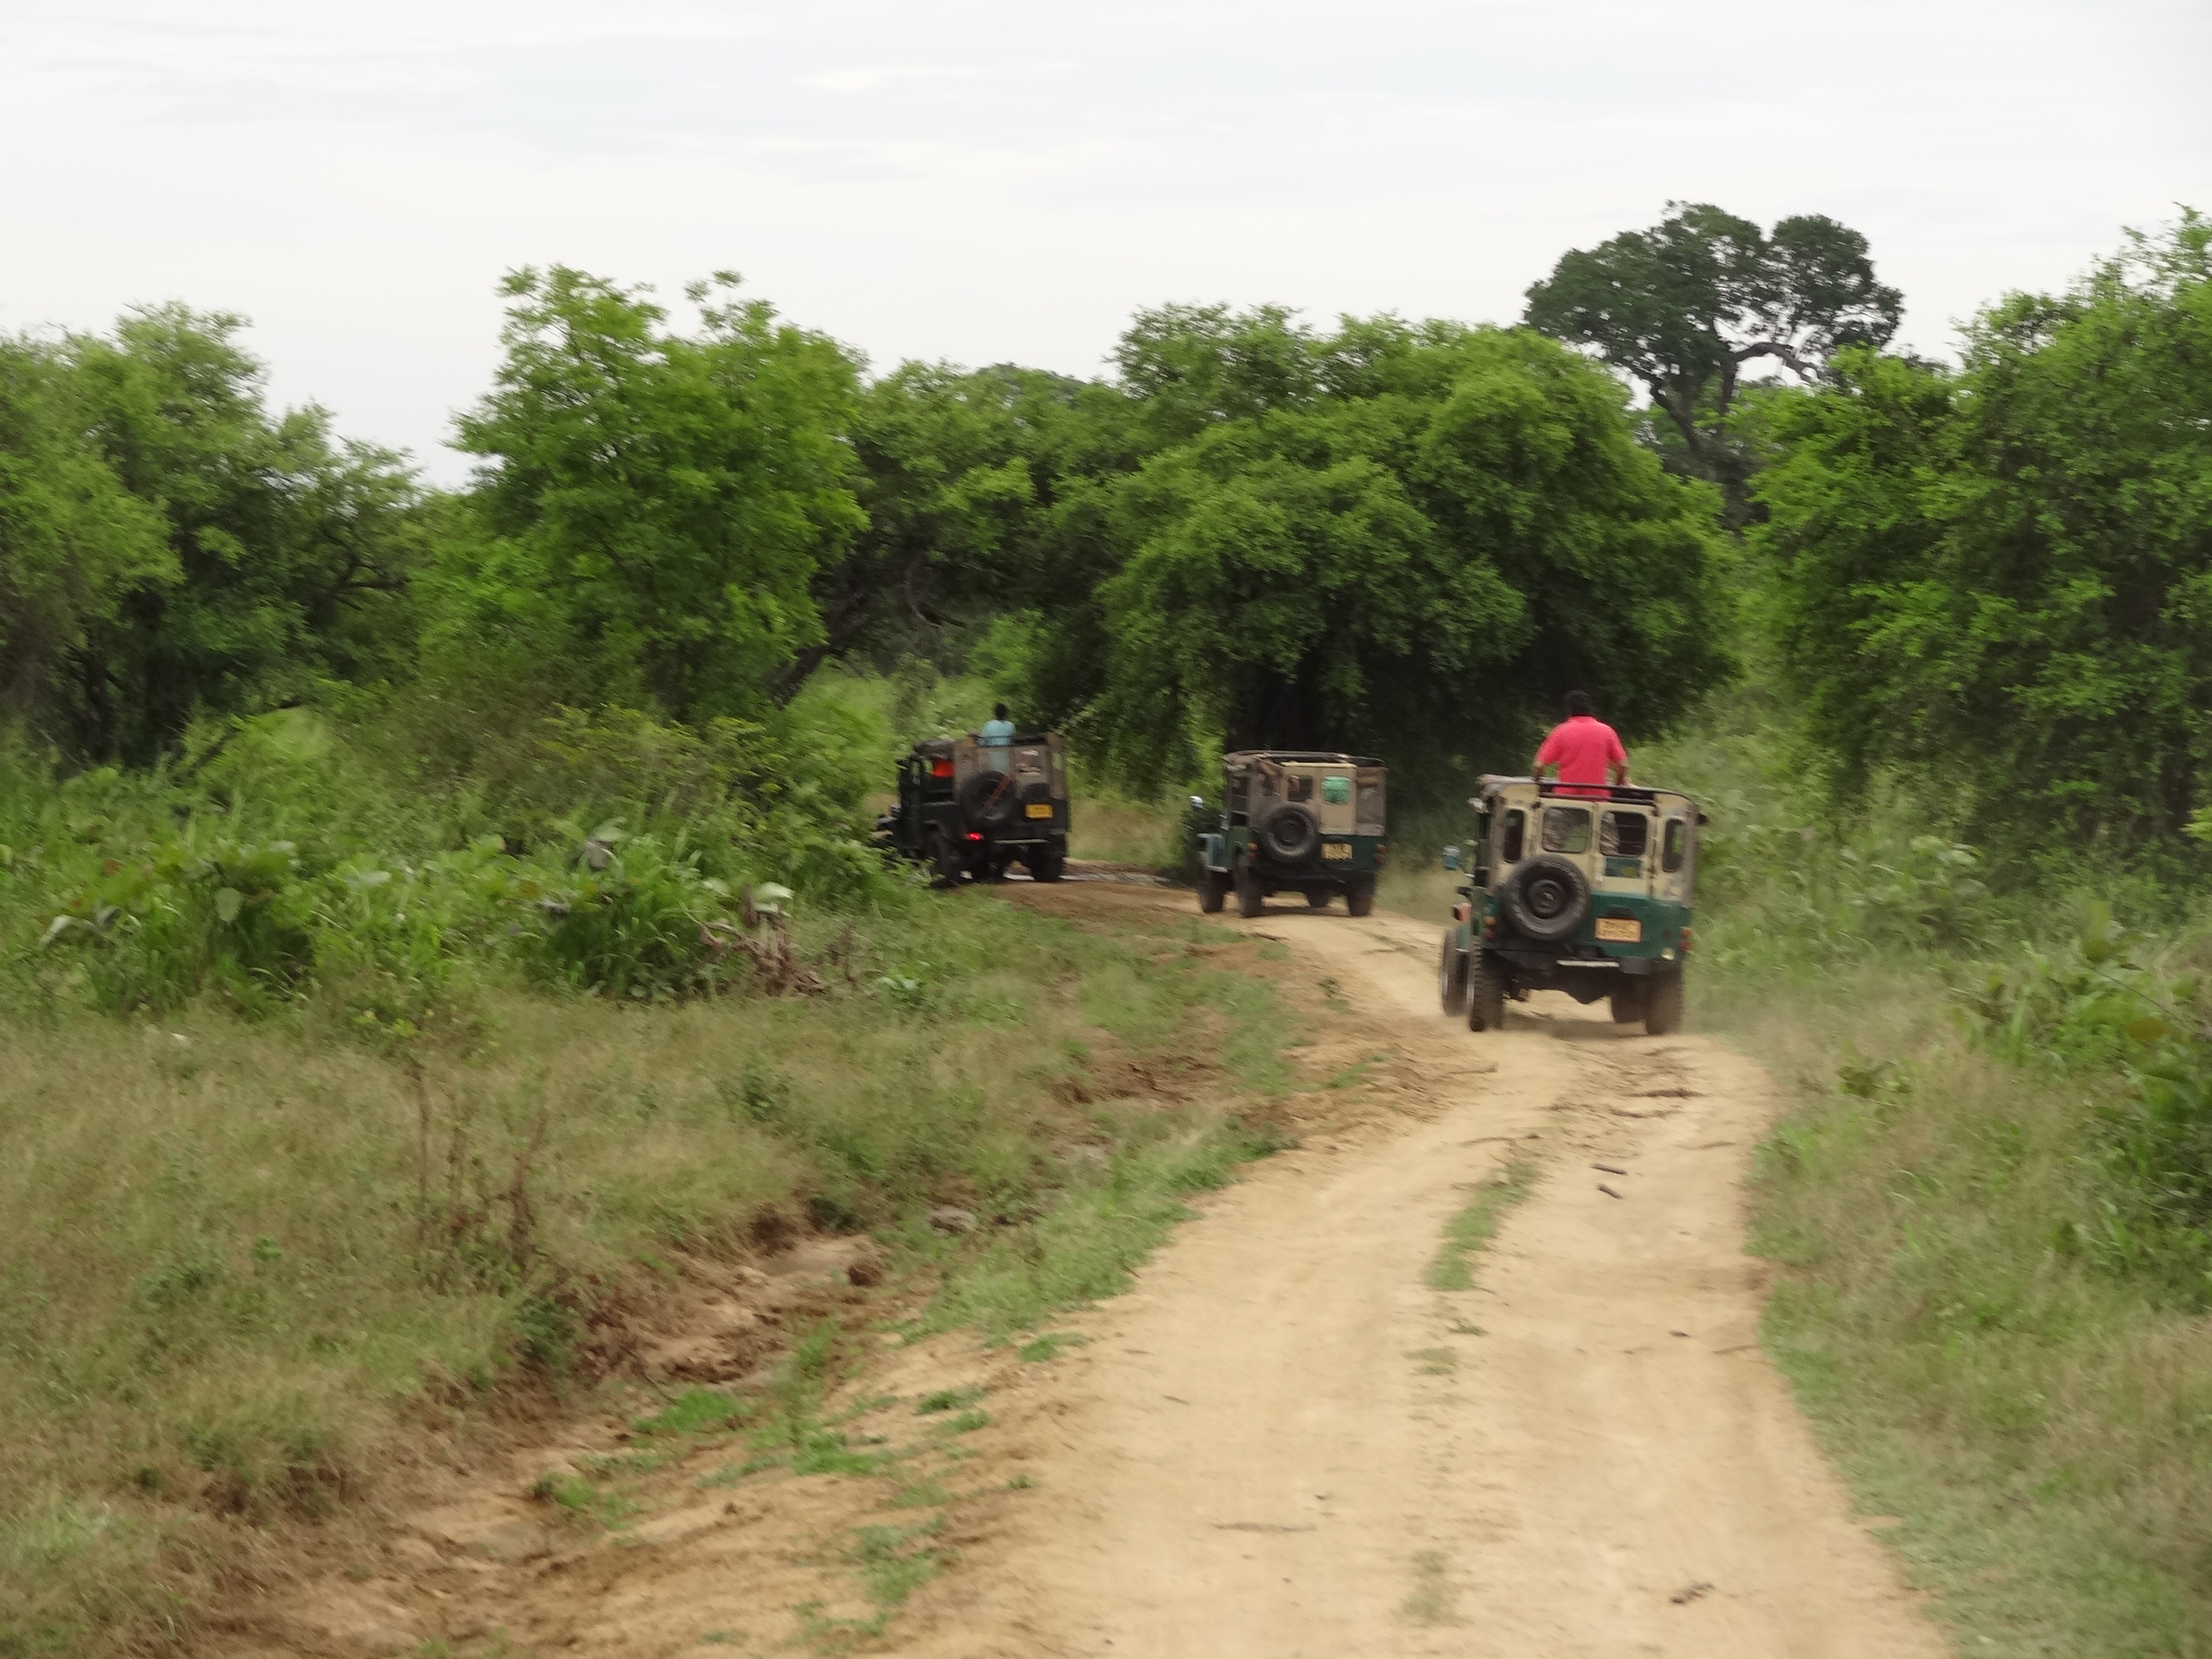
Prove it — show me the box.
[1427,1160,1538,1291]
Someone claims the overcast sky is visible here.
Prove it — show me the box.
[3,0,2205,481]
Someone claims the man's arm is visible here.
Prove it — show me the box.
[1608,731,1629,785]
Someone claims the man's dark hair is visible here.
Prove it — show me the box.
[1564,690,1594,718]
[992,702,1009,721]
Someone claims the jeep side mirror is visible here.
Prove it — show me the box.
[1190,795,1207,812]
[1441,844,1460,871]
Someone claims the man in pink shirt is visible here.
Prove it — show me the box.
[1532,691,1627,796]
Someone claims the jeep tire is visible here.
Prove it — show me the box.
[958,771,1016,829]
[1438,935,1468,1016]
[1466,950,1507,1031]
[1306,888,1331,910]
[1345,875,1376,917]
[1196,870,1227,913]
[1234,861,1265,918]
[1499,854,1590,942]
[1025,847,1066,883]
[1256,804,1320,864]
[1609,981,1647,1025]
[1644,969,1684,1036]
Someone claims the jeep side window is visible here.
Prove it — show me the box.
[1662,818,1688,872]
[1599,812,1649,857]
[1540,806,1592,854]
[1287,775,1313,804]
[1499,809,1525,865]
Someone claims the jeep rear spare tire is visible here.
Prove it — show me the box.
[1256,804,1320,863]
[1499,854,1590,942]
[958,771,1016,829]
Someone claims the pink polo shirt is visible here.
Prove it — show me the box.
[1535,715,1627,796]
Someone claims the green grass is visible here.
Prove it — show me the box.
[0,888,1308,1658]
[1426,1160,1539,1291]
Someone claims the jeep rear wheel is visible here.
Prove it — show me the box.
[1234,862,1265,918]
[1644,969,1685,1036]
[1438,934,1469,1016]
[1025,847,1066,883]
[1345,876,1376,917]
[1467,952,1507,1031]
[1609,981,1647,1025]
[1306,888,1331,910]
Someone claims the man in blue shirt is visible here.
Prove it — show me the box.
[979,703,1016,748]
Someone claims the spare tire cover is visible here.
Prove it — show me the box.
[1257,804,1321,863]
[1499,854,1590,942]
[958,771,1016,828]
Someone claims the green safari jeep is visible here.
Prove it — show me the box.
[1438,775,1701,1035]
[1193,751,1388,917]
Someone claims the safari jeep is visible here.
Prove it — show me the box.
[1437,775,1700,1035]
[1193,751,1387,917]
[877,732,1069,884]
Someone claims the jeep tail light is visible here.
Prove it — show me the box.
[932,759,955,777]
[1679,925,1692,955]
[1483,916,1497,939]
[965,831,983,841]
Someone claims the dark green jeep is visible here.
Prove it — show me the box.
[1438,775,1700,1035]
[876,732,1069,884]
[1193,751,1388,917]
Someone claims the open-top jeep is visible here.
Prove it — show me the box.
[1193,751,1388,917]
[1438,775,1700,1035]
[877,732,1069,884]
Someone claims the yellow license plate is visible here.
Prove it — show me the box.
[1322,841,1353,860]
[1595,916,1642,943]
[1025,802,1054,819]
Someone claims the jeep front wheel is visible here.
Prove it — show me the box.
[1196,870,1226,913]
[1438,934,1468,1016]
[1644,969,1685,1036]
[1345,876,1376,917]
[1609,981,1647,1025]
[1467,952,1507,1032]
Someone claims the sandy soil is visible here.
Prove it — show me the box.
[236,884,1942,1658]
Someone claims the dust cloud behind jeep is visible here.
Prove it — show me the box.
[877,731,1069,884]
[1438,775,1700,1036]
[1193,751,1387,917]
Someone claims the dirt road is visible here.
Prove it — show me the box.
[905,888,1944,1658]
[252,885,1943,1656]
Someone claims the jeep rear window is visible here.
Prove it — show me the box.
[1287,775,1313,803]
[1540,806,1592,854]
[1499,809,1525,864]
[1600,812,1649,857]
[1662,818,1688,872]
[1322,775,1351,806]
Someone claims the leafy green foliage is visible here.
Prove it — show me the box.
[1757,213,2212,868]
[1524,202,1901,517]
[445,268,866,722]
[981,311,1733,797]
[2,307,424,765]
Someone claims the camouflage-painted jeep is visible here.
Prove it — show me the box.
[1438,775,1700,1035]
[877,732,1069,884]
[1193,751,1388,917]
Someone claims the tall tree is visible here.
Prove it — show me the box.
[2,306,425,764]
[1525,203,1901,521]
[446,268,864,723]
[981,310,1733,797]
[1757,213,2212,864]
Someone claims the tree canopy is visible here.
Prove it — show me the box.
[1756,213,2212,864]
[1525,203,1901,520]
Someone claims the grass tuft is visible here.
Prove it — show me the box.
[1426,1160,1539,1291]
